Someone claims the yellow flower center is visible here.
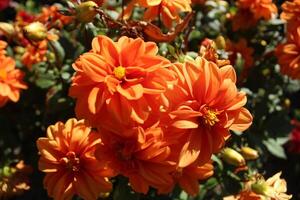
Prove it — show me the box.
[114,66,126,80]
[59,151,80,172]
[0,68,7,80]
[203,108,219,126]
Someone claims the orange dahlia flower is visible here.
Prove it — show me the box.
[226,39,254,81]
[125,0,192,28]
[237,0,277,21]
[36,118,113,200]
[168,58,252,167]
[276,27,300,79]
[69,35,176,129]
[95,124,175,194]
[0,55,27,107]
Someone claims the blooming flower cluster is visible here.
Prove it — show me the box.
[36,33,253,199]
[0,0,297,199]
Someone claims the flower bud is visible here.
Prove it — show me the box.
[215,35,226,49]
[23,22,47,42]
[75,1,98,23]
[241,147,259,160]
[221,147,246,167]
[0,22,15,38]
[2,166,12,177]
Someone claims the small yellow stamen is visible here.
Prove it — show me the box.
[203,109,219,126]
[0,68,7,80]
[113,66,126,80]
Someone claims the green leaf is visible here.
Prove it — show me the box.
[49,40,65,66]
[35,77,56,89]
[212,154,223,171]
[263,138,287,159]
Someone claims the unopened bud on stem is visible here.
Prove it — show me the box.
[24,22,47,42]
[75,1,98,23]
[221,147,246,167]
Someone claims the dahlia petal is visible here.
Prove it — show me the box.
[229,107,253,131]
[88,87,101,114]
[178,131,201,168]
[107,94,132,125]
[211,79,237,109]
[79,53,110,82]
[145,41,158,55]
[178,175,199,196]
[138,163,173,186]
[198,128,213,165]
[226,92,247,111]
[130,98,150,124]
[192,164,214,179]
[38,158,59,172]
[220,65,237,83]
[7,89,19,102]
[172,119,199,129]
[117,84,144,100]
[91,35,119,67]
[74,173,98,200]
[169,108,201,119]
[52,173,73,200]
[129,175,149,194]
[36,138,62,162]
[120,37,145,67]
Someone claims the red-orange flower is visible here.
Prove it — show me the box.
[226,39,254,82]
[95,124,175,194]
[281,0,300,34]
[125,0,192,28]
[230,10,258,31]
[21,40,48,69]
[0,51,27,107]
[237,0,277,21]
[167,57,252,167]
[276,27,300,79]
[36,118,113,200]
[69,35,176,129]
[37,5,73,29]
